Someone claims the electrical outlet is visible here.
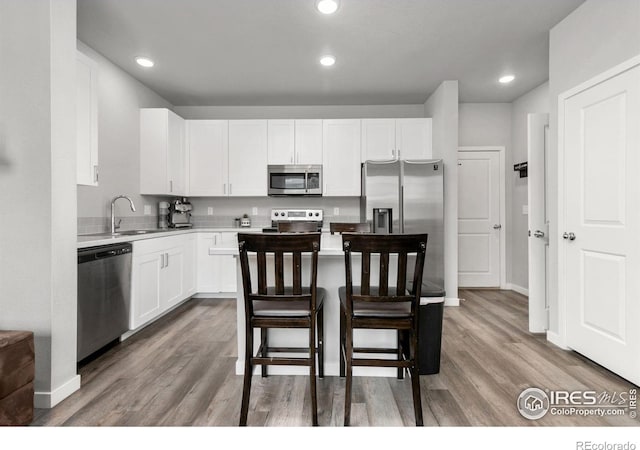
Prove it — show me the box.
[252,207,258,215]
[333,207,340,216]
[207,207,214,216]
[143,204,151,215]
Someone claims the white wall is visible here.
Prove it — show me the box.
[548,0,640,334]
[510,82,549,291]
[0,0,78,407]
[458,103,512,287]
[424,81,459,302]
[76,41,173,221]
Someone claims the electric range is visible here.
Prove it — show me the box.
[261,209,324,232]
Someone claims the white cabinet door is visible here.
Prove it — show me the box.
[161,245,185,309]
[140,108,186,195]
[167,111,186,196]
[187,120,228,196]
[396,118,432,160]
[76,50,98,186]
[197,232,238,293]
[295,119,323,165]
[183,235,197,298]
[228,120,268,196]
[361,118,396,161]
[323,119,361,196]
[267,120,295,164]
[131,251,162,330]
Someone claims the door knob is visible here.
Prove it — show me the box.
[533,230,545,238]
[493,224,502,230]
[562,232,576,241]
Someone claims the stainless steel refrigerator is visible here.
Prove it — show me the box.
[360,159,445,297]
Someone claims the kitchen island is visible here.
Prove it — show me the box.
[211,231,417,378]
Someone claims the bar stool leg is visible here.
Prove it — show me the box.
[410,329,423,426]
[339,304,346,377]
[343,323,353,426]
[261,328,268,378]
[239,326,254,426]
[317,308,324,378]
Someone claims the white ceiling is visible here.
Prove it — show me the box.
[77,0,584,106]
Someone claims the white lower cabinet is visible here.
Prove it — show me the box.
[131,234,196,330]
[197,232,237,293]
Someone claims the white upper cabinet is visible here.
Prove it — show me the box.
[361,118,396,161]
[267,120,295,164]
[395,118,432,160]
[294,120,323,165]
[76,50,99,186]
[322,119,361,196]
[140,108,186,196]
[187,120,229,196]
[267,119,323,165]
[228,120,268,196]
[361,118,432,161]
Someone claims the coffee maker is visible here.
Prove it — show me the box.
[168,197,193,228]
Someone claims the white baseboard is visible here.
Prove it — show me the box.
[192,292,237,299]
[444,297,460,307]
[547,331,570,350]
[34,374,81,409]
[500,283,529,297]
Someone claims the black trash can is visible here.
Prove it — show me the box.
[418,296,445,375]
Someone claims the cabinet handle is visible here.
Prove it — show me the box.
[223,184,226,195]
[290,155,294,164]
[229,184,232,195]
[397,149,401,159]
[392,149,395,158]
[165,253,169,267]
[93,165,99,183]
[169,180,173,193]
[160,253,165,269]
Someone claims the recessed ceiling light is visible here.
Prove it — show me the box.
[320,55,336,66]
[499,74,515,84]
[316,0,339,14]
[135,57,154,68]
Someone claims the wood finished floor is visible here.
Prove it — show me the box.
[33,289,639,426]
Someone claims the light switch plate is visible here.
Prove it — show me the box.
[252,207,258,215]
[522,205,529,215]
[144,205,151,215]
[333,207,340,216]
[207,207,213,216]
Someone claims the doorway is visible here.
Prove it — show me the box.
[457,147,506,288]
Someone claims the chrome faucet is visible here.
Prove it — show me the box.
[111,195,136,233]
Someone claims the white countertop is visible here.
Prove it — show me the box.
[76,227,341,249]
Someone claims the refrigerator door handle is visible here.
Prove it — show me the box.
[399,185,404,234]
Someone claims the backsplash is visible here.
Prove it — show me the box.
[78,216,158,235]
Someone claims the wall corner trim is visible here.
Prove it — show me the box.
[34,374,81,409]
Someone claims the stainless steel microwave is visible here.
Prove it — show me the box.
[267,165,323,196]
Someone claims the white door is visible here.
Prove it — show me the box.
[182,235,197,298]
[187,120,228,196]
[361,118,396,161]
[396,118,432,160]
[322,119,361,196]
[161,245,184,310]
[267,119,295,164]
[528,113,549,332]
[294,119,323,165]
[562,62,640,385]
[76,50,98,186]
[228,120,268,196]
[458,151,501,287]
[131,252,162,329]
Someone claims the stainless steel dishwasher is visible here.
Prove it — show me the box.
[77,242,132,362]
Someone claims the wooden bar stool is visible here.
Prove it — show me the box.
[237,232,325,426]
[339,233,427,426]
[329,222,370,234]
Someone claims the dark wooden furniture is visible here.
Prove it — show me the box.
[339,233,427,426]
[0,331,34,426]
[276,221,319,233]
[329,222,371,234]
[237,232,325,426]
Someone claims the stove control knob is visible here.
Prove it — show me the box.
[315,212,319,217]
[308,212,312,217]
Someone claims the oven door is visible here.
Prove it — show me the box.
[268,165,322,196]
